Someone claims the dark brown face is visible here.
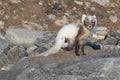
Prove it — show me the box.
[84,17,96,30]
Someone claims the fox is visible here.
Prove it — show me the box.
[35,23,82,56]
[75,14,97,56]
[35,14,97,57]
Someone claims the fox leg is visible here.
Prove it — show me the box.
[75,39,80,56]
[75,40,86,56]
[80,42,86,55]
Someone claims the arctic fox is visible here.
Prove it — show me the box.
[36,23,82,56]
[36,14,97,57]
[75,14,97,56]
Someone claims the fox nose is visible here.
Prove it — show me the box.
[88,26,93,29]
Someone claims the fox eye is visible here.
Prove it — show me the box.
[92,21,95,24]
[84,21,89,26]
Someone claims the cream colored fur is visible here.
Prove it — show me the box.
[37,23,80,56]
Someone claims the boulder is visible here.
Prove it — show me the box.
[5,29,45,48]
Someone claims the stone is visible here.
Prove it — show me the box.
[51,2,62,10]
[118,41,120,46]
[34,46,47,53]
[109,31,120,39]
[102,37,118,45]
[85,2,91,7]
[1,64,14,71]
[5,29,45,48]
[7,45,28,61]
[38,2,43,5]
[92,27,108,40]
[48,14,56,20]
[12,50,120,80]
[109,15,118,23]
[9,0,22,3]
[0,38,9,54]
[0,49,120,80]
[0,21,4,26]
[101,31,120,46]
[35,32,56,48]
[0,50,10,71]
[22,21,44,30]
[55,16,68,26]
[91,0,110,7]
[26,46,37,54]
[74,1,83,5]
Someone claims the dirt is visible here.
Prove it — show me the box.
[0,0,120,64]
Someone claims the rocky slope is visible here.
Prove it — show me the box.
[0,0,120,80]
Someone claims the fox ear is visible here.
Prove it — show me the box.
[93,15,97,23]
[82,14,86,24]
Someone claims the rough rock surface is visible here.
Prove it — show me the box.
[0,49,120,80]
[0,38,9,54]
[5,29,45,48]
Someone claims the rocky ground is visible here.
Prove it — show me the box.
[0,0,120,80]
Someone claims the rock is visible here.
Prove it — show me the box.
[55,16,68,26]
[91,0,110,7]
[7,45,28,61]
[26,46,37,54]
[1,64,14,71]
[0,53,9,71]
[85,2,91,7]
[34,46,47,53]
[0,33,5,39]
[91,7,96,11]
[29,46,47,57]
[74,1,83,5]
[109,15,118,23]
[109,31,120,39]
[4,15,10,19]
[9,0,22,3]
[0,21,4,27]
[0,49,120,80]
[92,27,108,40]
[5,29,45,48]
[9,50,120,80]
[0,38,9,54]
[38,1,43,5]
[22,21,44,30]
[102,36,118,45]
[43,24,48,29]
[101,31,120,45]
[35,32,56,48]
[48,14,56,20]
[102,45,120,50]
[51,2,62,10]
[0,21,5,35]
[118,41,120,46]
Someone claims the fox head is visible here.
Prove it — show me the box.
[82,14,97,30]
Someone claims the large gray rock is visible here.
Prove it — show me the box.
[7,45,28,61]
[5,29,45,48]
[35,32,56,48]
[0,49,120,80]
[15,49,120,80]
[101,31,120,45]
[0,38,9,54]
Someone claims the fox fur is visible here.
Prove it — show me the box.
[36,14,97,57]
[36,23,82,56]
